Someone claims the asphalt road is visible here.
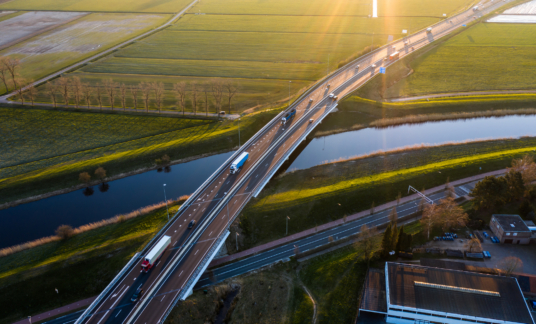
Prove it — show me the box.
[79,1,513,323]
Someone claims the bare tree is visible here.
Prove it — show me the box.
[354,224,378,268]
[130,84,140,110]
[56,225,74,240]
[0,57,10,93]
[497,256,523,277]
[4,57,20,89]
[95,83,103,110]
[421,203,438,239]
[81,83,92,108]
[103,79,117,110]
[14,77,26,105]
[211,79,223,113]
[203,82,211,116]
[389,207,398,223]
[510,155,536,186]
[57,77,70,106]
[464,237,482,253]
[26,82,38,106]
[71,77,82,108]
[436,197,468,231]
[191,82,198,115]
[172,82,187,115]
[119,83,127,111]
[224,80,238,114]
[79,172,91,183]
[94,167,106,180]
[152,82,164,113]
[46,81,59,108]
[141,82,152,112]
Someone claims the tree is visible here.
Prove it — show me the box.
[370,201,375,215]
[56,225,74,240]
[71,77,82,108]
[161,154,170,164]
[95,83,104,110]
[26,82,38,106]
[203,82,210,116]
[191,82,198,115]
[119,83,127,111]
[130,84,140,110]
[211,79,223,113]
[421,203,438,239]
[94,167,106,180]
[79,172,91,183]
[173,82,187,115]
[355,224,377,268]
[57,77,71,106]
[224,80,238,114]
[81,83,92,108]
[445,177,455,199]
[510,155,536,186]
[0,57,10,93]
[436,197,468,231]
[152,82,164,113]
[3,57,20,89]
[519,200,534,217]
[470,176,507,210]
[464,237,482,253]
[497,256,523,277]
[389,207,398,223]
[396,192,401,205]
[14,77,26,105]
[381,223,392,256]
[141,82,151,112]
[103,79,117,110]
[396,226,413,252]
[46,81,59,108]
[390,221,398,251]
[504,170,525,202]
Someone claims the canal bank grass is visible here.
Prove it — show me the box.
[0,203,179,324]
[238,137,536,249]
[0,105,281,206]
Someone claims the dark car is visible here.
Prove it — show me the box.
[131,288,143,302]
[529,300,536,310]
[188,220,196,229]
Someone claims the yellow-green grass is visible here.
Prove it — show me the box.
[0,0,191,13]
[0,12,170,92]
[238,137,536,249]
[361,23,536,100]
[190,0,473,17]
[0,203,179,324]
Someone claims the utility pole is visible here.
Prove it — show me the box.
[163,184,169,220]
[286,216,290,235]
[236,232,239,251]
[238,117,241,148]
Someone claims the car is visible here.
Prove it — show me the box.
[131,288,143,302]
[219,111,226,116]
[309,98,313,103]
[328,93,338,100]
[529,300,536,310]
[309,119,314,123]
[355,64,360,70]
[188,220,196,229]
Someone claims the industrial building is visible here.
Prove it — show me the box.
[490,214,531,244]
[359,262,535,324]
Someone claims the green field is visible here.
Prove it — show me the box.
[0,12,169,92]
[361,23,536,100]
[0,0,192,13]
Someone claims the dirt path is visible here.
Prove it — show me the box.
[296,264,317,324]
[388,89,536,102]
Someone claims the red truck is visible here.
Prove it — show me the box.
[141,235,171,273]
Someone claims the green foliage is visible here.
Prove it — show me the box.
[470,176,507,210]
[390,222,398,251]
[289,286,314,324]
[396,226,413,252]
[381,223,392,256]
[504,170,525,202]
[519,200,534,218]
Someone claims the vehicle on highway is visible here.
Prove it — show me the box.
[426,27,432,33]
[309,98,313,103]
[355,64,360,70]
[309,119,314,124]
[473,5,479,10]
[188,220,196,229]
[131,288,143,302]
[328,93,338,100]
[371,64,376,68]
[141,235,171,273]
[281,108,296,124]
[389,52,400,60]
[230,151,249,174]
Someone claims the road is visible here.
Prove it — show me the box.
[78,1,513,324]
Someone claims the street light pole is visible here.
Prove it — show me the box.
[28,317,31,324]
[163,184,169,221]
[286,216,290,235]
[236,232,239,251]
[288,81,291,109]
[238,117,241,148]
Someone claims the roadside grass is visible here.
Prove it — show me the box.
[0,12,170,91]
[0,203,178,324]
[0,0,191,13]
[0,105,281,205]
[356,23,536,100]
[289,284,314,324]
[238,137,536,249]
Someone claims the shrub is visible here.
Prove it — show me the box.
[155,158,162,165]
[519,200,534,218]
[79,172,91,183]
[55,225,74,240]
[161,154,170,164]
[94,167,106,179]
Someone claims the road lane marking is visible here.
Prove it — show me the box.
[209,231,213,236]
[96,285,129,324]
[194,250,199,255]
[115,310,122,318]
[161,296,166,302]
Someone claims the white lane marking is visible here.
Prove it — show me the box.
[195,250,199,255]
[111,285,125,298]
[209,231,213,236]
[202,208,206,211]
[161,295,166,302]
[115,310,122,318]
[179,270,183,276]
[234,200,237,204]
[96,285,129,324]
[133,278,136,280]
[173,241,178,246]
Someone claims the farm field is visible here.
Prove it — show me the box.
[0,12,170,92]
[361,23,536,100]
[238,136,536,249]
[0,0,192,13]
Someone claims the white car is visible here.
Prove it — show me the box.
[328,93,338,100]
[309,98,313,103]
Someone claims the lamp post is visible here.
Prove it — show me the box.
[236,232,239,251]
[238,117,241,148]
[163,184,169,220]
[28,317,31,324]
[288,81,291,109]
[286,216,290,235]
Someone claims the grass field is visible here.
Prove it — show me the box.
[0,202,179,324]
[238,136,536,249]
[358,23,536,100]
[0,12,169,92]
[0,0,192,13]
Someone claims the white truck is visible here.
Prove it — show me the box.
[141,235,171,273]
[473,6,479,11]
[230,152,249,174]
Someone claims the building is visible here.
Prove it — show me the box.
[490,214,531,244]
[359,262,535,324]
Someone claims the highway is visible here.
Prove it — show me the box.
[77,1,513,323]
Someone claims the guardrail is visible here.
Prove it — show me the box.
[75,252,140,324]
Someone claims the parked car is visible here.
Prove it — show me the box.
[529,300,536,310]
[483,231,489,238]
[131,288,143,302]
[483,251,491,258]
[188,220,196,229]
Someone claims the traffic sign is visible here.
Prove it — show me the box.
[379,67,386,74]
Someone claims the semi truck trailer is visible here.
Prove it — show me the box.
[141,235,171,272]
[281,108,296,124]
[230,152,249,174]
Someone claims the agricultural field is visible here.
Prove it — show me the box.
[0,12,170,92]
[0,0,192,13]
[361,23,536,100]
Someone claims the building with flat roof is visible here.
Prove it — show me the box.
[359,262,534,324]
[490,214,531,244]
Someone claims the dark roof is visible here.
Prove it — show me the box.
[493,214,530,232]
[360,268,387,313]
[420,258,465,271]
[387,263,534,323]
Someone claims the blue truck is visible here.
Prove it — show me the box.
[230,152,249,174]
[281,108,296,124]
